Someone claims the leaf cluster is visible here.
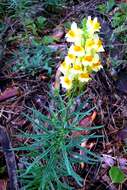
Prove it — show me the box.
[0,0,67,19]
[97,0,115,14]
[23,16,47,36]
[110,3,127,69]
[16,94,103,190]
[0,0,33,18]
[11,42,55,75]
[98,0,127,69]
[43,0,66,7]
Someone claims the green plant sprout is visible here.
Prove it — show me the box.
[15,94,103,190]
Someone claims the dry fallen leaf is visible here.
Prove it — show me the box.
[72,111,97,137]
[54,68,61,89]
[77,111,97,168]
[0,87,20,102]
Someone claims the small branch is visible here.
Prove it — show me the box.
[0,125,19,190]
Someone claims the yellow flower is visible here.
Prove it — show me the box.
[69,45,85,57]
[85,36,104,53]
[90,61,103,72]
[65,22,83,44]
[72,63,82,74]
[78,72,91,82]
[94,37,105,52]
[60,76,73,90]
[82,53,99,66]
[82,55,93,66]
[87,16,101,34]
[85,38,95,52]
[59,61,71,74]
[65,53,76,64]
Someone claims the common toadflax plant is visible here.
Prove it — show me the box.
[59,16,104,90]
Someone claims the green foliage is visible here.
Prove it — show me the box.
[106,0,115,13]
[0,166,6,175]
[97,4,107,14]
[98,0,115,14]
[98,1,127,42]
[24,18,38,35]
[112,3,127,28]
[112,12,126,28]
[0,1,64,75]
[12,43,55,74]
[10,0,66,15]
[0,0,67,19]
[0,2,7,18]
[43,0,66,7]
[109,166,126,184]
[0,0,32,18]
[98,1,127,69]
[23,16,47,35]
[16,94,103,189]
[0,22,6,32]
[110,3,127,68]
[63,21,71,30]
[36,16,46,30]
[42,35,56,45]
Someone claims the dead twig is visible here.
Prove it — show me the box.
[0,125,19,190]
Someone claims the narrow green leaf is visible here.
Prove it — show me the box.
[62,146,83,186]
[24,145,55,175]
[22,112,49,133]
[106,0,115,12]
[70,125,104,131]
[77,145,100,160]
[41,155,56,190]
[73,153,97,164]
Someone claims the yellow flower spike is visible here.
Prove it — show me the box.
[59,61,71,74]
[69,45,85,57]
[60,76,73,90]
[91,61,103,72]
[87,16,101,34]
[65,53,76,64]
[78,72,91,83]
[58,16,105,91]
[65,22,83,44]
